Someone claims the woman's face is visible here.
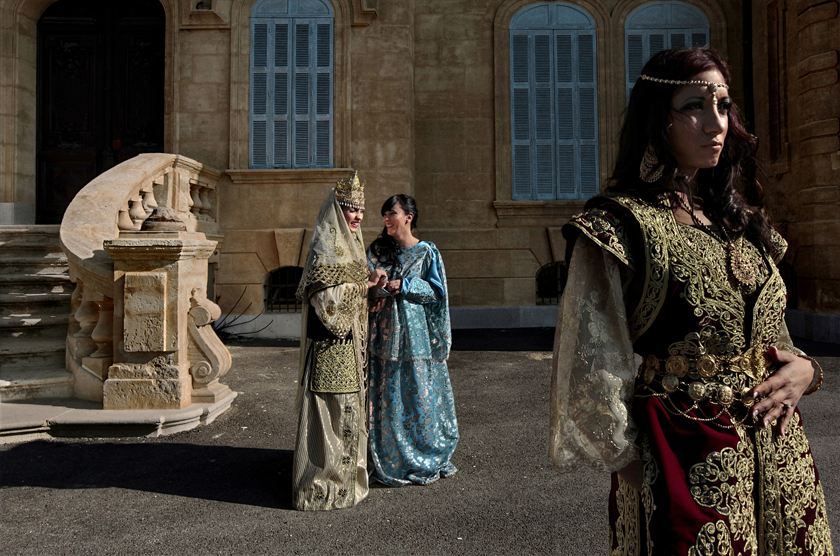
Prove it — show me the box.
[382,203,412,236]
[342,207,364,233]
[667,68,730,178]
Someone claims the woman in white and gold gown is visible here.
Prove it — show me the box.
[292,172,386,510]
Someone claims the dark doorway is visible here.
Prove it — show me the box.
[36,0,165,224]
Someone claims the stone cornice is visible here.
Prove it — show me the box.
[225,167,355,185]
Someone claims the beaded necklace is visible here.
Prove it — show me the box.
[674,194,757,286]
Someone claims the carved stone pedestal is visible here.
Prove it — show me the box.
[103,230,232,410]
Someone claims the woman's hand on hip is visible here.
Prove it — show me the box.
[746,347,815,435]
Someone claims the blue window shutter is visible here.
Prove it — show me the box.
[624,3,710,103]
[511,31,531,199]
[533,32,553,199]
[580,144,598,197]
[579,89,595,141]
[251,22,269,168]
[314,22,332,167]
[513,145,531,199]
[510,3,598,200]
[556,88,573,140]
[649,33,665,57]
[292,21,310,167]
[512,35,528,83]
[275,23,288,66]
[557,145,575,197]
[556,31,575,199]
[251,4,333,169]
[252,121,267,166]
[273,22,290,168]
[534,35,550,83]
[556,35,572,82]
[253,24,268,67]
[578,33,594,83]
[670,32,686,48]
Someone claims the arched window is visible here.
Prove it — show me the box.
[625,1,710,102]
[510,2,599,201]
[250,0,334,169]
[265,266,305,312]
[535,261,568,305]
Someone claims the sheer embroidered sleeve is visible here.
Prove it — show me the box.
[549,237,641,473]
[310,281,366,339]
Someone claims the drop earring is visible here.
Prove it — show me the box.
[639,143,664,183]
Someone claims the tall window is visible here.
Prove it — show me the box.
[625,2,710,102]
[510,2,598,201]
[250,0,333,169]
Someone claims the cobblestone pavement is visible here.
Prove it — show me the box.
[1,334,838,556]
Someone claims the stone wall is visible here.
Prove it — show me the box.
[3,0,837,328]
[751,0,840,317]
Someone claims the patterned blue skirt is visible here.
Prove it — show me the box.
[368,356,459,486]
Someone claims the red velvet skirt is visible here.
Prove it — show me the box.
[609,396,834,555]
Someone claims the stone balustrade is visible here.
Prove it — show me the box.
[60,154,232,410]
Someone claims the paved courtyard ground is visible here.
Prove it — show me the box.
[1,333,838,555]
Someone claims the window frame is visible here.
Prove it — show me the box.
[624,1,711,102]
[249,0,334,169]
[509,2,600,201]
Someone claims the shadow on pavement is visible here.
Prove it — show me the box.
[0,440,293,510]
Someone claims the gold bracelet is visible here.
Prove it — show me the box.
[803,355,824,395]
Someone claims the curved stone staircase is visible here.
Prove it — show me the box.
[0,226,74,400]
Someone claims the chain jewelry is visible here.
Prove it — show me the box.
[674,194,757,285]
[640,74,728,105]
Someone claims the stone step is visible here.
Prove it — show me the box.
[0,291,72,308]
[0,302,71,319]
[0,274,74,295]
[0,368,73,402]
[0,256,68,275]
[0,339,65,371]
[0,227,63,254]
[0,313,70,339]
[0,225,61,241]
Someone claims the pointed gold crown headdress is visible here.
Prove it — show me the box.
[335,171,365,209]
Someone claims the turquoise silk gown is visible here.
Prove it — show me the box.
[367,241,460,486]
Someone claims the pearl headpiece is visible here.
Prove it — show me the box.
[335,171,365,210]
[640,74,729,105]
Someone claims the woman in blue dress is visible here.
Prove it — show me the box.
[367,194,459,486]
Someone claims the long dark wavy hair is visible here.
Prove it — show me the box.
[368,194,419,276]
[608,47,773,252]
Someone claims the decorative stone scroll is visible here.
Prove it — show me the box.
[187,288,232,403]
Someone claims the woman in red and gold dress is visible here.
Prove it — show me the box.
[549,48,833,555]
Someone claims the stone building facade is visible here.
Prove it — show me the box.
[1,0,838,341]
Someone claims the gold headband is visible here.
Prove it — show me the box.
[335,171,365,210]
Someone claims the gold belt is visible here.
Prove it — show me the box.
[638,345,772,408]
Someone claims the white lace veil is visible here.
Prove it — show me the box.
[296,188,368,301]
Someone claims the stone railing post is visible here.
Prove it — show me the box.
[102,208,232,410]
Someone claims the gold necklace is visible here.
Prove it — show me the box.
[675,195,757,286]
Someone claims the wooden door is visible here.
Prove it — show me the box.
[37,0,165,224]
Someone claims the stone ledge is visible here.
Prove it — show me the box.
[0,393,236,443]
[214,306,560,340]
[786,309,840,344]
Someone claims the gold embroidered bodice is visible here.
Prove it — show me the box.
[567,195,788,360]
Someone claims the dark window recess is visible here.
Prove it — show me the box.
[265,266,304,312]
[536,262,568,305]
